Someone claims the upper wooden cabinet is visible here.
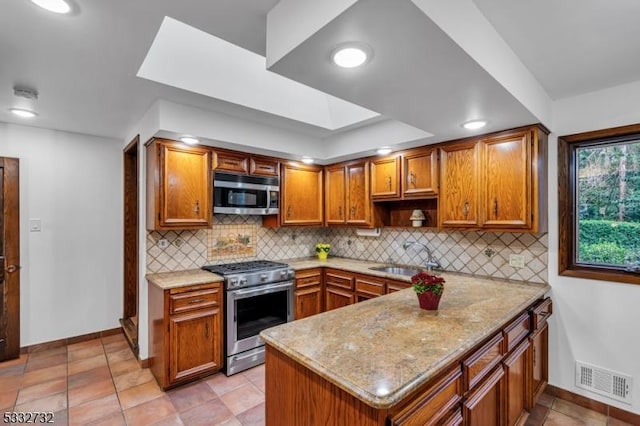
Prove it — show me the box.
[213,149,279,177]
[403,148,439,198]
[371,155,401,199]
[280,163,323,226]
[439,125,547,232]
[146,139,212,230]
[325,160,372,227]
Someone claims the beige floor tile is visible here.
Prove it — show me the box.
[68,394,121,426]
[0,388,19,410]
[68,365,111,390]
[108,358,141,377]
[0,354,29,367]
[21,364,67,387]
[67,345,104,363]
[101,333,127,345]
[106,347,136,365]
[14,391,67,413]
[219,383,264,416]
[24,353,68,372]
[551,399,607,425]
[236,402,265,426]
[179,398,234,426]
[167,381,217,412]
[205,372,251,396]
[151,413,185,426]
[544,410,589,425]
[68,378,116,407]
[215,417,242,426]
[103,340,129,354]
[86,411,126,426]
[113,368,154,392]
[117,379,164,410]
[123,395,177,425]
[68,353,108,376]
[15,378,66,405]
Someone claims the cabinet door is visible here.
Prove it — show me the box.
[346,161,371,225]
[503,339,530,426]
[325,165,346,225]
[250,157,279,176]
[157,142,212,229]
[463,366,504,426]
[281,164,323,225]
[439,141,480,228]
[481,131,532,229]
[529,322,548,407]
[403,149,438,198]
[169,308,221,385]
[386,280,412,293]
[325,287,354,311]
[371,156,401,199]
[215,150,249,174]
[295,286,323,319]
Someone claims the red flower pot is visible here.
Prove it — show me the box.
[416,291,442,310]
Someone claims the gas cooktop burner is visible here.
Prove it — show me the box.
[202,260,289,276]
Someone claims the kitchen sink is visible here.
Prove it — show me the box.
[369,265,422,276]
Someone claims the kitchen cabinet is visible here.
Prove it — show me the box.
[324,269,355,311]
[280,162,324,226]
[386,279,412,293]
[148,282,223,389]
[402,148,438,198]
[213,149,280,177]
[529,298,552,407]
[462,366,504,426]
[371,155,401,199]
[294,268,323,319]
[354,274,385,302]
[439,125,547,232]
[146,139,212,230]
[503,339,530,426]
[325,160,372,227]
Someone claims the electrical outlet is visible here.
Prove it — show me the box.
[29,219,42,232]
[158,239,170,249]
[509,254,525,268]
[174,238,183,248]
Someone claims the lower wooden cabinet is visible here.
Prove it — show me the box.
[503,339,530,426]
[324,269,355,311]
[294,268,323,319]
[148,281,223,389]
[463,365,504,426]
[530,322,549,406]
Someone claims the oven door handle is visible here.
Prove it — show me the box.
[229,281,293,298]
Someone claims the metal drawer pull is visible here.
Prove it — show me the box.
[463,200,470,219]
[188,298,205,304]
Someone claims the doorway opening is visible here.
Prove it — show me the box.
[121,136,139,355]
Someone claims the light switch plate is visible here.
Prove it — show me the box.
[509,254,525,268]
[29,219,42,232]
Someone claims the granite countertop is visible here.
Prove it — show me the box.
[260,272,549,409]
[146,269,223,289]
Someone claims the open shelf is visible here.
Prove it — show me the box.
[373,199,438,228]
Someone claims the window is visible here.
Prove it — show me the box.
[559,124,640,285]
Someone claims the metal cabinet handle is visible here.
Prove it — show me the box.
[205,322,210,338]
[287,205,292,218]
[493,198,498,217]
[409,171,416,186]
[188,299,205,304]
[462,200,470,219]
[194,200,200,214]
[350,206,356,217]
[386,176,392,190]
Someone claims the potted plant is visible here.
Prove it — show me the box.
[411,272,445,310]
[315,243,331,260]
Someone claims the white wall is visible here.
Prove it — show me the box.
[0,122,123,346]
[548,81,640,414]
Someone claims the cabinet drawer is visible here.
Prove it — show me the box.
[387,280,412,293]
[531,298,553,330]
[170,288,220,315]
[503,312,530,353]
[355,276,385,297]
[250,158,279,176]
[324,270,354,290]
[295,269,322,289]
[215,152,248,173]
[390,365,461,426]
[462,333,504,391]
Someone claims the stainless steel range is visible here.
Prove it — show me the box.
[202,260,295,375]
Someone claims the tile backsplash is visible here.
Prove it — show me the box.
[146,216,548,283]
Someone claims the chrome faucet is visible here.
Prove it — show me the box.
[403,241,442,272]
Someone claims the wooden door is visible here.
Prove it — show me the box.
[371,156,401,199]
[403,148,438,198]
[295,286,323,319]
[325,287,354,311]
[503,339,530,426]
[325,165,346,225]
[529,323,548,406]
[169,308,221,384]
[214,150,249,174]
[439,141,481,228]
[463,366,504,425]
[481,131,531,229]
[0,157,20,361]
[346,161,371,225]
[161,143,211,228]
[281,164,323,225]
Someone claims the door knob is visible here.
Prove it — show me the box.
[5,265,21,273]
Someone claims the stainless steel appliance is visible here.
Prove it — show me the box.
[213,172,279,215]
[202,260,294,375]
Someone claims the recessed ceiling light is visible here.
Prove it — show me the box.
[462,120,487,130]
[331,43,372,68]
[377,147,392,155]
[9,108,38,118]
[301,157,315,164]
[30,0,71,14]
[180,137,199,145]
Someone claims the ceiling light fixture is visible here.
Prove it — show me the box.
[9,108,38,118]
[30,0,71,14]
[331,43,372,68]
[301,157,315,164]
[462,120,487,130]
[180,137,199,145]
[377,147,392,155]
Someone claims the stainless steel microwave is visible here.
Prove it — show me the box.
[213,172,279,215]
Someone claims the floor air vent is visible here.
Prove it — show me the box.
[575,361,632,403]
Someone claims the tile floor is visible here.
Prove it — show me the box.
[0,332,634,425]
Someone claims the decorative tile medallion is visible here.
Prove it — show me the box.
[208,224,257,261]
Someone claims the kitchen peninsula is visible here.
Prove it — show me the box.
[260,271,551,425]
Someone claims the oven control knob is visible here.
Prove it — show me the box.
[260,273,268,281]
[239,278,247,286]
[229,278,238,287]
[287,270,294,278]
[280,270,287,277]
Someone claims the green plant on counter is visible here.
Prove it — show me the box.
[315,243,331,253]
[411,272,445,296]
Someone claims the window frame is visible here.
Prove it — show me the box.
[558,123,640,285]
